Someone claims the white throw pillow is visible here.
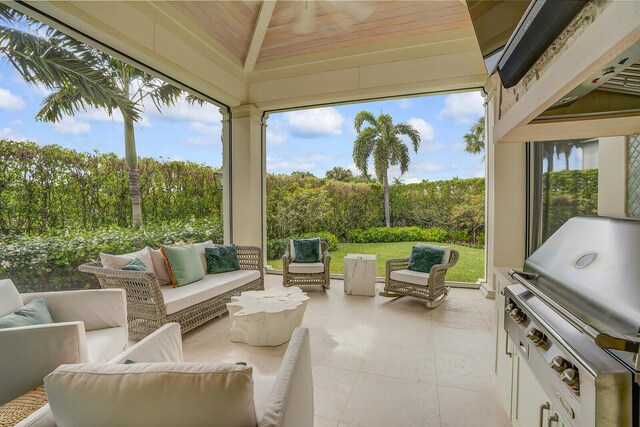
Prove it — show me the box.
[416,243,451,265]
[99,247,154,272]
[193,240,215,273]
[45,362,257,427]
[149,248,172,285]
[0,279,23,317]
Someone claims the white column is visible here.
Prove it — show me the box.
[225,104,266,249]
[485,79,527,296]
[220,107,232,244]
[597,136,627,217]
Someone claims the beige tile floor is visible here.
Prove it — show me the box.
[181,274,510,427]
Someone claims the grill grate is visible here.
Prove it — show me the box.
[627,132,640,219]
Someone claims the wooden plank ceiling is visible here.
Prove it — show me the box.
[170,1,471,67]
[169,1,261,62]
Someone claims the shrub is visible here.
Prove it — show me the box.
[266,232,339,260]
[346,226,448,243]
[0,218,223,292]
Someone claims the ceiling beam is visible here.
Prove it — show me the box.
[244,1,276,74]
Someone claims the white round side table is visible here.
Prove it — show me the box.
[226,286,309,346]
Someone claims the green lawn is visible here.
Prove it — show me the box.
[268,242,484,283]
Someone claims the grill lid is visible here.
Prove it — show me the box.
[518,216,640,352]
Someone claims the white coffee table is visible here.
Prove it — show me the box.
[344,254,377,297]
[226,287,309,346]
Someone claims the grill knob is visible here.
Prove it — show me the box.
[505,303,515,313]
[526,328,547,346]
[560,368,580,392]
[551,356,570,373]
[510,308,527,324]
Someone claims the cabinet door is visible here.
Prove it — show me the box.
[495,277,514,419]
[512,353,551,427]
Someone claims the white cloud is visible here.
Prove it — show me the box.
[78,108,152,128]
[475,168,486,178]
[0,127,28,141]
[452,142,466,152]
[11,119,22,126]
[406,118,435,142]
[51,117,91,135]
[147,97,221,125]
[267,129,287,146]
[0,88,25,110]
[190,121,220,134]
[438,91,484,124]
[283,107,345,138]
[183,135,217,147]
[398,99,412,109]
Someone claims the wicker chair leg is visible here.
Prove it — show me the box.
[378,291,405,298]
[425,287,450,308]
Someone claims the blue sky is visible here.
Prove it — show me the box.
[0,59,486,181]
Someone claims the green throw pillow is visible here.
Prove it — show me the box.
[161,244,205,287]
[0,297,53,329]
[408,245,445,273]
[205,245,240,274]
[121,257,150,272]
[292,238,321,263]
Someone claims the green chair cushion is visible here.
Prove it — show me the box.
[292,238,321,263]
[0,297,53,329]
[120,257,150,272]
[205,245,240,274]
[161,244,205,287]
[408,245,445,273]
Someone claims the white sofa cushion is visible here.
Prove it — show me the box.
[99,247,154,272]
[85,327,127,363]
[193,240,215,272]
[45,362,257,427]
[0,279,23,317]
[416,243,451,264]
[254,375,276,422]
[390,269,429,286]
[161,270,261,315]
[288,262,324,274]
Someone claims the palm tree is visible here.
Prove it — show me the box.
[353,111,420,227]
[464,116,485,157]
[0,6,182,228]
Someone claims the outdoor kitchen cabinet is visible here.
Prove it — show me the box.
[511,351,571,427]
[495,270,516,419]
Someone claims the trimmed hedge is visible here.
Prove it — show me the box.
[347,226,448,244]
[267,232,339,260]
[0,218,223,293]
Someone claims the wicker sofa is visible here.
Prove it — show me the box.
[79,246,264,339]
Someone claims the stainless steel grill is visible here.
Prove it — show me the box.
[504,216,639,427]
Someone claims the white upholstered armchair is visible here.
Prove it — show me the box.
[0,279,128,405]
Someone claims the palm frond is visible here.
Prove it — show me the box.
[0,24,139,121]
[146,82,182,112]
[395,122,420,152]
[352,127,377,176]
[354,110,377,133]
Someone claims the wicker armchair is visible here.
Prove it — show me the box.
[381,249,459,308]
[282,240,331,290]
[79,246,264,339]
